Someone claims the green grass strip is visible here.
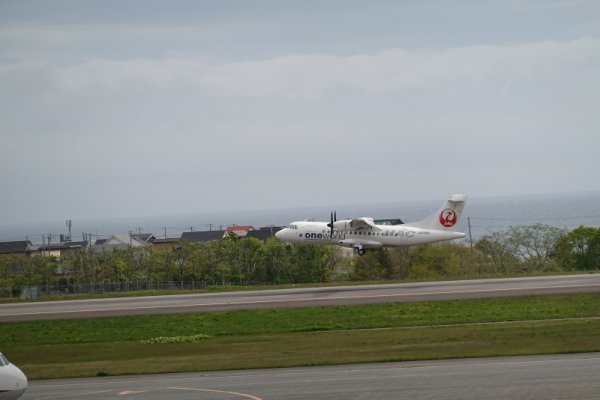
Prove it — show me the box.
[12,319,600,379]
[1,293,599,346]
[2,293,600,379]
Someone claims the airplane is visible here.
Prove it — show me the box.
[0,353,27,400]
[275,194,467,255]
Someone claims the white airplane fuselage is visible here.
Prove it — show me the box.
[275,194,468,255]
[275,221,465,248]
[0,353,27,400]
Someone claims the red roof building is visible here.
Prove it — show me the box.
[225,225,255,237]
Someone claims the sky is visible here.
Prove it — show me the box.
[1,0,599,224]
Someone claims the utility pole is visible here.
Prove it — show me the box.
[137,226,143,234]
[164,227,167,239]
[207,223,213,231]
[467,217,473,254]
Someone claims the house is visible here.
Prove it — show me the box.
[0,241,33,256]
[225,225,255,238]
[130,233,158,244]
[180,230,227,242]
[152,238,181,248]
[35,241,88,258]
[245,226,283,241]
[94,234,148,251]
[94,238,108,246]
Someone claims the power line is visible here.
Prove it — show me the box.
[468,214,600,221]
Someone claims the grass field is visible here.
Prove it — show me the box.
[2,293,600,379]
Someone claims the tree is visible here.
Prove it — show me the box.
[475,232,520,275]
[476,224,565,274]
[556,226,600,271]
[62,249,94,289]
[506,224,566,272]
[351,249,392,281]
[404,244,462,280]
[182,242,212,284]
[0,255,26,284]
[386,248,411,279]
[238,237,263,282]
[146,246,176,283]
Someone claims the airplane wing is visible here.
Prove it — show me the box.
[348,217,381,230]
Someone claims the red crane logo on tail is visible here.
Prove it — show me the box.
[439,209,457,227]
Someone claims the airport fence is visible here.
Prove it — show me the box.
[0,280,273,299]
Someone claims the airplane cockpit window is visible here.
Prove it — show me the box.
[0,353,9,366]
[288,225,298,229]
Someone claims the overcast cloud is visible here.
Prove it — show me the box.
[1,0,599,224]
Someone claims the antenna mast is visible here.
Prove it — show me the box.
[65,219,72,241]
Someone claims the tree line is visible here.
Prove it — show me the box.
[1,224,599,297]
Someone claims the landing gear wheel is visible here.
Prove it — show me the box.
[356,248,366,256]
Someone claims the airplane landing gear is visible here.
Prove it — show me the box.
[354,245,366,256]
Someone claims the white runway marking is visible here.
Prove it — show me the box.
[169,387,263,400]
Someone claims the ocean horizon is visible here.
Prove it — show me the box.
[1,191,599,244]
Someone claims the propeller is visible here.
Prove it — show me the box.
[327,210,337,236]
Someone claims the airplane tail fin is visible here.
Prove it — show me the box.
[404,194,467,231]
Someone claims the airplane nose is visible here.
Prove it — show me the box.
[3,364,27,400]
[14,366,27,390]
[18,370,27,390]
[275,229,284,240]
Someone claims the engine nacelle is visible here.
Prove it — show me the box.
[332,220,350,231]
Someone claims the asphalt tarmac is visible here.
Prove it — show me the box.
[2,274,600,322]
[21,353,600,400]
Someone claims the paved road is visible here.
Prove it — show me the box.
[21,353,600,400]
[2,274,600,322]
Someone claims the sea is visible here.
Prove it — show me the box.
[1,191,599,244]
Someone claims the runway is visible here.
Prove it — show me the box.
[21,353,600,399]
[2,274,600,322]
